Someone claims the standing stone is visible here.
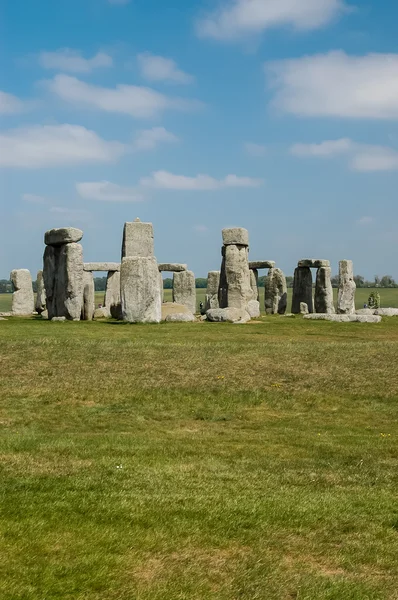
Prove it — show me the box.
[81,271,95,321]
[300,303,309,315]
[223,243,253,311]
[122,219,154,259]
[104,271,122,319]
[159,272,164,304]
[120,257,161,323]
[173,270,196,314]
[250,269,259,301]
[337,260,356,315]
[292,267,313,314]
[10,269,34,316]
[315,267,335,314]
[264,268,287,315]
[43,242,84,321]
[35,270,46,314]
[205,271,220,311]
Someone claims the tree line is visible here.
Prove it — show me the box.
[1,274,397,294]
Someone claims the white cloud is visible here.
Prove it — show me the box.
[267,51,398,119]
[244,142,267,157]
[194,224,209,233]
[196,0,348,41]
[290,138,398,172]
[39,49,113,73]
[357,216,373,226]
[76,181,144,202]
[0,124,125,168]
[0,90,25,114]
[46,74,202,118]
[140,170,263,190]
[133,127,179,150]
[137,53,194,84]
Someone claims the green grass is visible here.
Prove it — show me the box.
[2,287,398,314]
[1,316,398,599]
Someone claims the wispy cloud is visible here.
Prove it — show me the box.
[290,138,398,172]
[0,90,26,114]
[140,170,263,190]
[76,181,144,202]
[133,127,179,150]
[357,216,373,226]
[137,53,194,84]
[244,142,267,157]
[194,224,209,233]
[22,193,50,204]
[50,205,91,223]
[196,0,349,41]
[267,51,398,119]
[45,74,203,118]
[39,49,113,73]
[0,124,125,168]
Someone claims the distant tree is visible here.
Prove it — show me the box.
[354,275,365,288]
[380,275,396,288]
[32,280,38,293]
[195,278,207,289]
[331,275,339,288]
[258,275,266,288]
[374,275,381,287]
[163,278,173,289]
[94,277,107,292]
[286,275,294,288]
[0,279,12,293]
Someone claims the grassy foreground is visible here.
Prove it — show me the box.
[1,316,398,599]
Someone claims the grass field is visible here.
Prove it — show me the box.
[1,315,398,599]
[1,287,398,314]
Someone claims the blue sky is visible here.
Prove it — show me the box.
[1,0,398,279]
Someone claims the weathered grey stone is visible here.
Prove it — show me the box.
[35,270,46,314]
[84,262,120,272]
[222,228,249,246]
[375,308,398,316]
[172,270,196,314]
[161,303,192,320]
[249,261,276,270]
[122,219,154,259]
[10,269,34,316]
[159,272,164,303]
[41,310,49,320]
[104,271,122,319]
[292,267,313,314]
[250,269,259,301]
[45,227,83,246]
[314,267,335,314]
[120,256,161,323]
[81,271,95,321]
[247,300,261,318]
[43,243,84,320]
[298,259,330,268]
[165,313,196,322]
[264,268,287,315]
[206,307,250,323]
[356,308,375,315]
[304,314,381,323]
[94,307,110,319]
[300,302,309,315]
[337,260,356,315]
[0,312,12,317]
[205,271,220,311]
[158,263,187,272]
[51,316,66,322]
[223,244,253,311]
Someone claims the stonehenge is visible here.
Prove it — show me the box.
[337,260,356,315]
[264,268,287,315]
[292,259,335,315]
[172,270,196,314]
[10,269,34,316]
[205,271,220,311]
[314,267,335,314]
[35,270,46,314]
[81,271,95,321]
[292,266,314,314]
[104,271,122,319]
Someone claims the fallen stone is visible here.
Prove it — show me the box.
[120,256,161,323]
[292,267,313,314]
[35,270,46,314]
[104,270,122,319]
[298,259,330,268]
[300,302,309,315]
[51,316,66,322]
[249,261,276,270]
[264,268,287,315]
[10,269,34,316]
[0,312,12,317]
[205,271,220,311]
[94,307,110,319]
[161,303,192,320]
[165,313,196,322]
[122,220,154,259]
[158,263,187,272]
[337,260,356,315]
[356,308,375,315]
[304,314,381,323]
[43,242,84,321]
[222,227,249,246]
[83,262,120,272]
[247,300,261,318]
[375,308,398,316]
[206,307,250,323]
[314,266,335,314]
[172,270,196,314]
[81,271,95,321]
[45,227,83,246]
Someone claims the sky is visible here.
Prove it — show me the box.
[1,0,398,280]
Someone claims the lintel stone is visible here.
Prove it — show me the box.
[249,261,275,270]
[45,227,83,246]
[222,227,249,246]
[84,262,120,272]
[298,259,330,268]
[158,263,187,272]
